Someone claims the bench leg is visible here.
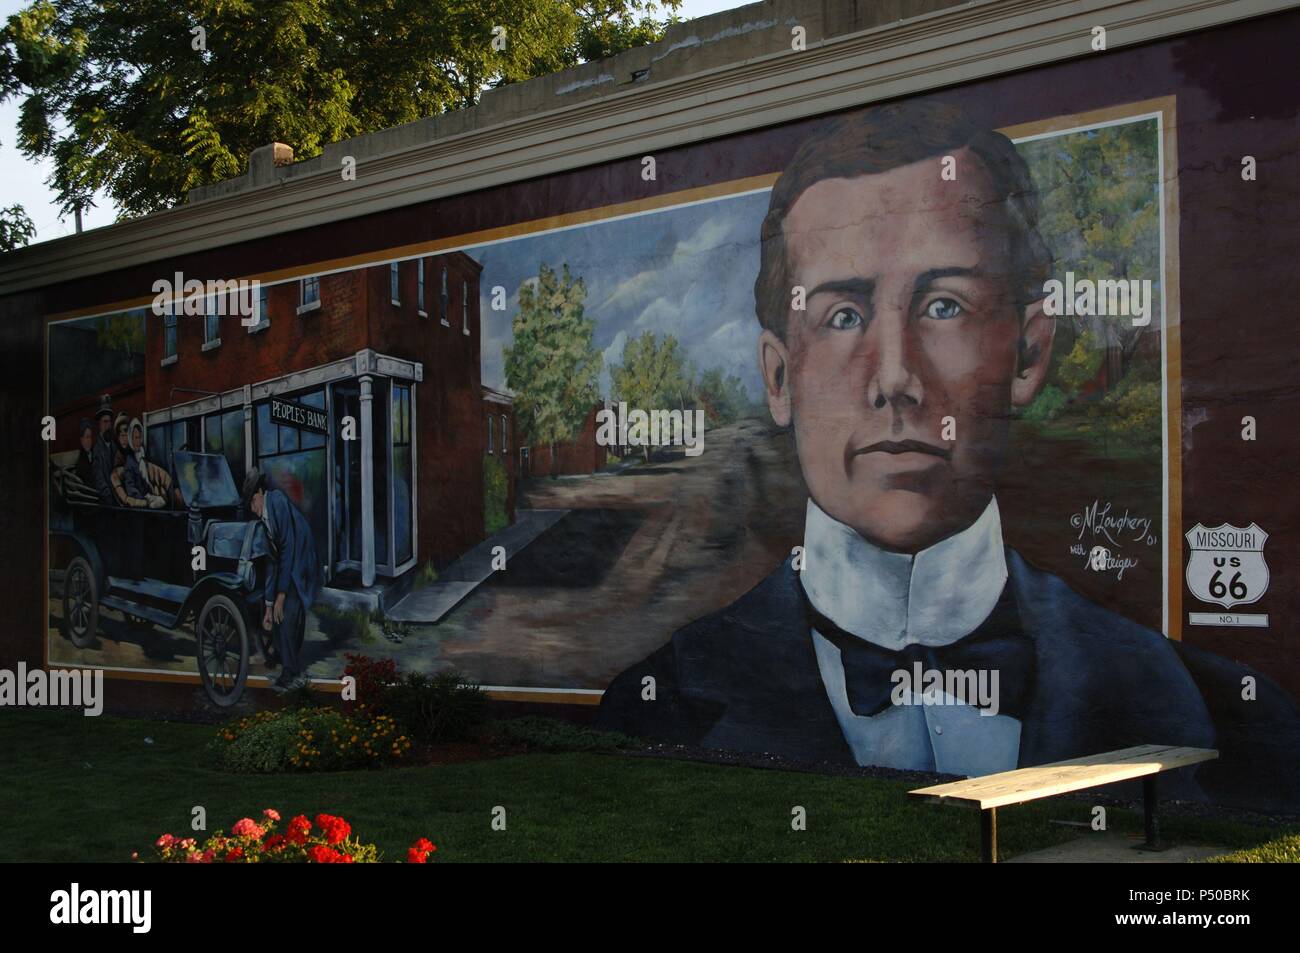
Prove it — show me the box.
[1135,775,1167,852]
[980,807,998,863]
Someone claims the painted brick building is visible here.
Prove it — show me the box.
[137,251,486,589]
[520,403,608,478]
[481,386,517,529]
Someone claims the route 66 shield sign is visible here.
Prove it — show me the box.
[1185,523,1269,609]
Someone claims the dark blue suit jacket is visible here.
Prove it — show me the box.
[262,489,321,608]
[596,550,1300,810]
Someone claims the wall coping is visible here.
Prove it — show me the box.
[0,0,1293,297]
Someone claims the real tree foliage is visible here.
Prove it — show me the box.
[0,0,681,219]
[503,263,602,476]
[0,36,34,250]
[0,203,35,251]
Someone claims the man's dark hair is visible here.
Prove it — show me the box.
[755,100,1053,338]
[241,468,268,508]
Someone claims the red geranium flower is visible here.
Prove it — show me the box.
[307,845,344,864]
[315,814,351,845]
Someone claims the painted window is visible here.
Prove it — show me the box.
[487,414,494,454]
[300,275,320,306]
[204,299,220,345]
[462,280,469,333]
[203,408,246,481]
[440,266,449,323]
[255,389,329,571]
[417,259,425,312]
[164,313,177,359]
[390,262,400,303]
[501,414,508,453]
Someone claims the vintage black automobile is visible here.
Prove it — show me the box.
[49,450,273,706]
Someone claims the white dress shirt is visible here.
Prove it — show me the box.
[802,496,1021,776]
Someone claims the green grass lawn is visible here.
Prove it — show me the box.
[1,709,1294,862]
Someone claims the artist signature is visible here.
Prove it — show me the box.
[1068,499,1156,581]
[1070,499,1156,547]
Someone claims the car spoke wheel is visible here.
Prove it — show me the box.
[61,556,99,648]
[197,594,249,707]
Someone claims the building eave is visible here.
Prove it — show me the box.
[1,0,1293,298]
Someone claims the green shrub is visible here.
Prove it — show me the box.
[489,716,635,752]
[483,455,509,535]
[1022,383,1068,422]
[215,707,410,773]
[387,671,488,745]
[315,604,376,645]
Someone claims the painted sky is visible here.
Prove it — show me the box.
[469,188,771,400]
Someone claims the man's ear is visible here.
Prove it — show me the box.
[1011,299,1055,408]
[757,328,792,427]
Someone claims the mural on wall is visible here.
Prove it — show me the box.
[44,95,1300,807]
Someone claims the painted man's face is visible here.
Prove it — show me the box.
[758,148,1054,552]
[80,429,94,453]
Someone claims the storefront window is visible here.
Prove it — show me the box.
[147,418,199,467]
[203,408,246,483]
[256,390,328,574]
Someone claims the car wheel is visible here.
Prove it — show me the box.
[62,556,99,648]
[196,594,249,708]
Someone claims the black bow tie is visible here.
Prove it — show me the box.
[800,582,1035,719]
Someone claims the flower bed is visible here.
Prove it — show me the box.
[214,707,411,773]
[147,809,436,863]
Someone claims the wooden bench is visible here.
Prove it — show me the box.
[908,744,1218,862]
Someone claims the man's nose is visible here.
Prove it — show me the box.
[866,311,923,410]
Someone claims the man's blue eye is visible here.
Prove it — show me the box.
[828,307,863,330]
[924,298,963,320]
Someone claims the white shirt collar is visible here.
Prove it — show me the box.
[801,495,1008,649]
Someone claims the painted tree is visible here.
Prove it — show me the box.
[608,330,689,461]
[97,310,146,354]
[503,263,602,477]
[0,0,681,219]
[695,366,752,425]
[1019,120,1161,393]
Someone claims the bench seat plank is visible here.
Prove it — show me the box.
[908,745,1218,810]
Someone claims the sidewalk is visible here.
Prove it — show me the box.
[1007,831,1230,863]
[385,508,569,624]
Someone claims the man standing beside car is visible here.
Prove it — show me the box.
[241,468,321,693]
